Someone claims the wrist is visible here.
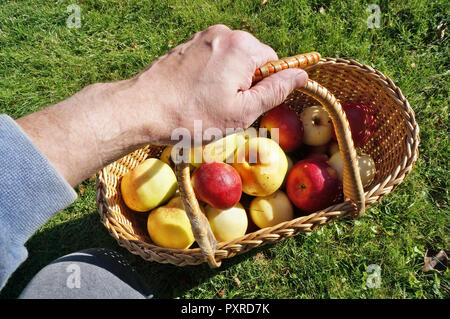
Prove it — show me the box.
[118,74,181,142]
[86,76,174,161]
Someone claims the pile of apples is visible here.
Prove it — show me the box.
[120,101,376,250]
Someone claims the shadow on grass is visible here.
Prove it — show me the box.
[0,211,274,299]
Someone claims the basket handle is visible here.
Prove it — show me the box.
[297,80,366,217]
[175,52,365,268]
[252,52,322,82]
[175,161,221,268]
[253,53,365,218]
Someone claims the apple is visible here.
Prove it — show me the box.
[203,132,244,164]
[121,158,178,212]
[182,131,246,167]
[161,145,200,171]
[300,105,333,146]
[192,162,242,210]
[165,196,187,210]
[286,159,342,213]
[331,101,375,147]
[165,195,207,214]
[249,190,294,228]
[232,137,288,197]
[357,153,377,187]
[147,198,195,249]
[328,152,376,187]
[239,193,259,233]
[188,145,204,168]
[160,146,174,168]
[205,203,248,242]
[259,104,304,152]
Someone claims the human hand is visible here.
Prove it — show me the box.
[122,24,308,144]
[17,25,308,186]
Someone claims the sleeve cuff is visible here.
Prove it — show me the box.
[0,114,78,246]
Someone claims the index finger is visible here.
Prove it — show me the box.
[228,30,279,70]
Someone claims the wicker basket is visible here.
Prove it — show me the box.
[96,53,419,268]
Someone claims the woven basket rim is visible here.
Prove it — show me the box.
[96,57,420,266]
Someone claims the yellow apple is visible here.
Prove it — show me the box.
[161,146,196,172]
[232,137,288,197]
[328,152,376,187]
[300,105,332,146]
[357,153,377,187]
[187,131,246,167]
[160,144,203,168]
[250,190,294,228]
[188,145,204,167]
[165,196,185,209]
[205,203,248,242]
[165,196,206,214]
[121,158,178,212]
[147,201,195,249]
[203,131,245,164]
[160,146,175,169]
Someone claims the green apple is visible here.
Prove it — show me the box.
[328,152,376,187]
[147,198,195,249]
[203,131,245,164]
[250,190,294,228]
[121,158,178,212]
[205,203,248,242]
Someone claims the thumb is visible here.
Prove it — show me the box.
[241,68,308,115]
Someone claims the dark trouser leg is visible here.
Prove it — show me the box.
[19,248,153,299]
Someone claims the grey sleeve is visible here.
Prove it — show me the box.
[0,114,78,291]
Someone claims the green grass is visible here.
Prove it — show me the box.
[0,0,448,299]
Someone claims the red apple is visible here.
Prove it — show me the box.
[192,162,242,210]
[286,159,342,213]
[332,101,375,147]
[260,104,304,152]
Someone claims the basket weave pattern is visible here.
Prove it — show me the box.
[96,56,419,267]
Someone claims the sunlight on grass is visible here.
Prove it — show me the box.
[0,0,448,299]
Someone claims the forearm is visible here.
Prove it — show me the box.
[0,24,308,292]
[16,78,169,186]
[15,25,308,187]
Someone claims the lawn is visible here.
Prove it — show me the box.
[0,0,448,299]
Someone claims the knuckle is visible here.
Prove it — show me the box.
[228,30,254,48]
[262,43,279,61]
[205,24,231,34]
